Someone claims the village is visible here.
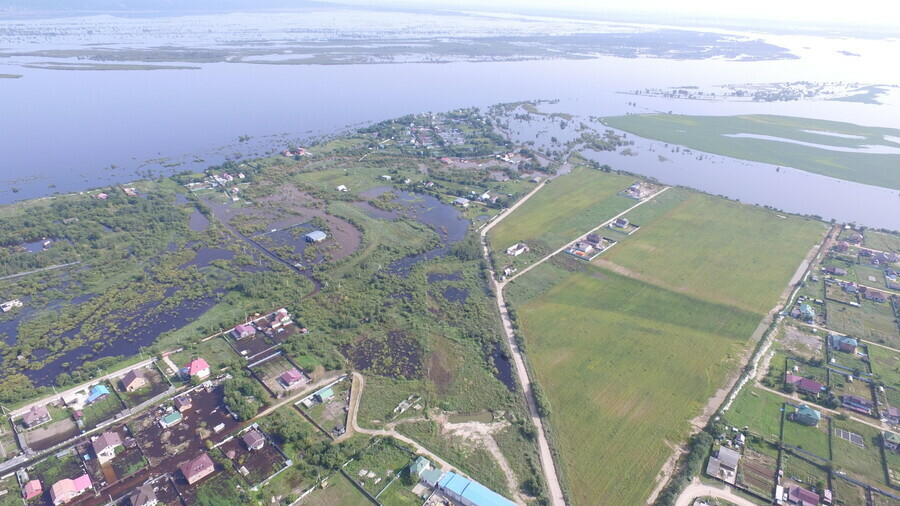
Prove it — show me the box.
[703,225,900,506]
[0,296,519,506]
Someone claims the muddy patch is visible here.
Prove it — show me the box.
[428,349,453,396]
[427,271,463,283]
[342,330,422,380]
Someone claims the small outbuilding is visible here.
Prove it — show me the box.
[305,230,327,243]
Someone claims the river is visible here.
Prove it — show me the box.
[1,30,899,227]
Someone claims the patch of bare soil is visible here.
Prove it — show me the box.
[646,439,686,504]
[427,350,453,396]
[781,325,823,359]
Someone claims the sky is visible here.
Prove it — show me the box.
[335,0,900,32]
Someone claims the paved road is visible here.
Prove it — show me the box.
[675,479,762,506]
[505,186,669,285]
[480,180,567,506]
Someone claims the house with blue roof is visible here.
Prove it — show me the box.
[437,471,515,506]
[86,384,110,404]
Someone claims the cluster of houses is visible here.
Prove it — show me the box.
[565,233,617,261]
[412,456,515,506]
[229,308,295,342]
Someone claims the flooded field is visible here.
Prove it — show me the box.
[490,343,517,393]
[343,330,423,380]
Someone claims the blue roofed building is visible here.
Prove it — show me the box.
[86,384,110,404]
[437,472,516,506]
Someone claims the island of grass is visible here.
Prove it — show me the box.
[602,114,900,190]
[505,187,827,505]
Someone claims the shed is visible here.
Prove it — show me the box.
[305,230,327,243]
[160,411,183,428]
[315,387,334,403]
[174,396,192,412]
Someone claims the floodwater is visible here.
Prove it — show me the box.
[181,246,234,268]
[2,34,900,227]
[188,209,210,231]
[721,133,900,154]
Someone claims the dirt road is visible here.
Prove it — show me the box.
[480,180,566,506]
[675,478,762,506]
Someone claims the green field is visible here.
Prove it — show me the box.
[602,114,900,190]
[487,167,635,256]
[599,193,826,314]
[506,187,827,505]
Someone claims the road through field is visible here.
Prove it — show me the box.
[503,185,669,286]
[480,179,567,506]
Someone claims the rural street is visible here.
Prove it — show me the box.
[504,185,669,285]
[674,478,760,506]
[480,179,567,506]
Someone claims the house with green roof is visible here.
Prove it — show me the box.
[828,334,858,354]
[314,387,334,403]
[799,303,815,322]
[411,456,430,477]
[793,404,821,427]
[159,411,183,429]
[883,431,900,452]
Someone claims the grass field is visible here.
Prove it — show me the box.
[298,472,374,506]
[721,387,784,440]
[864,231,900,253]
[506,187,827,505]
[487,167,635,255]
[783,414,830,460]
[597,193,826,314]
[832,419,886,487]
[602,114,900,190]
[827,301,900,349]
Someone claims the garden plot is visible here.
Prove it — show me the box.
[130,385,239,468]
[115,364,172,409]
[297,472,372,506]
[249,352,309,396]
[737,449,777,497]
[227,320,299,361]
[216,427,289,487]
[832,420,886,488]
[300,379,351,437]
[74,430,148,490]
[343,438,414,496]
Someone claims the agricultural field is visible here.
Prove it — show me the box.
[506,186,827,505]
[487,166,635,256]
[602,114,900,190]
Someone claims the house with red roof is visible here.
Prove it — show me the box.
[182,358,210,380]
[280,369,305,387]
[785,373,824,398]
[23,479,42,500]
[787,484,819,505]
[50,474,92,505]
[230,324,255,340]
[180,453,215,485]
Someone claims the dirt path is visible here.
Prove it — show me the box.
[504,186,669,286]
[675,478,761,506]
[480,181,567,506]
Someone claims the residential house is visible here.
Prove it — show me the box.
[573,241,594,254]
[823,266,847,276]
[842,394,874,414]
[883,431,900,452]
[505,243,529,256]
[859,248,872,257]
[799,303,816,321]
[92,432,123,464]
[230,324,255,340]
[129,485,158,506]
[315,387,334,403]
[843,281,859,294]
[183,358,210,380]
[864,290,887,303]
[705,446,741,483]
[96,193,108,200]
[242,429,266,451]
[792,404,821,427]
[787,484,820,506]
[438,472,516,506]
[280,369,305,387]
[304,230,327,243]
[453,197,470,208]
[586,233,603,246]
[411,456,430,477]
[49,474,92,505]
[121,369,148,392]
[86,384,110,404]
[180,453,216,485]
[848,232,863,243]
[613,218,629,228]
[785,373,824,398]
[174,396,192,412]
[529,176,542,183]
[160,411,183,428]
[833,241,849,253]
[22,405,51,428]
[23,480,42,500]
[885,406,900,425]
[336,185,348,192]
[420,468,444,488]
[828,334,858,354]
